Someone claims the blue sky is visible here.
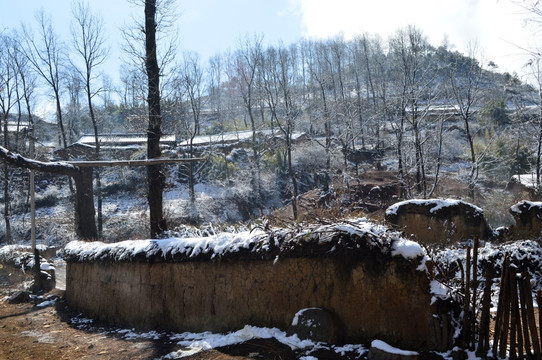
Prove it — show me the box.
[0,0,537,84]
[1,0,304,83]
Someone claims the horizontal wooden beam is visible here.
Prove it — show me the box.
[67,158,206,167]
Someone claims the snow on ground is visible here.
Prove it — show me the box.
[371,339,419,356]
[66,314,368,360]
[512,174,538,189]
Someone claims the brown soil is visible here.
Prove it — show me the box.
[0,289,317,360]
[0,291,182,360]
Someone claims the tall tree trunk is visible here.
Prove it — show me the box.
[537,91,542,190]
[87,75,103,239]
[286,133,298,221]
[465,113,477,199]
[72,168,98,240]
[247,103,262,206]
[2,113,11,244]
[3,163,11,244]
[397,110,406,199]
[145,0,167,238]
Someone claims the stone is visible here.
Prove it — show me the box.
[8,290,30,304]
[29,269,56,294]
[287,307,344,345]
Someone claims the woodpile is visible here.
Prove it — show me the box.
[458,238,541,359]
[480,254,541,359]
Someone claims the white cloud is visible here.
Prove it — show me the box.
[293,0,535,75]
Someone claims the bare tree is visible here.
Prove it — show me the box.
[178,52,204,207]
[208,54,231,182]
[22,10,69,149]
[233,36,264,205]
[71,0,109,239]
[0,32,18,243]
[448,44,485,198]
[262,44,302,220]
[311,41,334,177]
[122,0,178,238]
[65,67,84,143]
[389,26,436,198]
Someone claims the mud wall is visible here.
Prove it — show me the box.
[385,199,492,243]
[66,256,451,351]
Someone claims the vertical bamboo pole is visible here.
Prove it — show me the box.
[537,290,542,356]
[494,255,510,357]
[536,290,542,356]
[519,271,533,357]
[499,264,511,359]
[471,236,479,349]
[463,246,472,348]
[513,272,525,360]
[477,269,493,357]
[522,272,541,359]
[510,270,518,360]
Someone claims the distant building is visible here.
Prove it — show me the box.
[77,133,176,148]
[54,133,176,161]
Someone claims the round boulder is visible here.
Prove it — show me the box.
[287,307,344,345]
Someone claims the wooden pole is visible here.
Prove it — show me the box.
[471,236,479,349]
[537,290,542,354]
[499,263,511,359]
[30,126,36,251]
[519,271,533,357]
[494,255,510,358]
[477,268,493,357]
[512,272,525,360]
[462,246,471,349]
[522,272,541,359]
[67,157,206,167]
[510,270,519,360]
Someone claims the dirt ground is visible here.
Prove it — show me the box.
[0,289,304,360]
[0,292,175,360]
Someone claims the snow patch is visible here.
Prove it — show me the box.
[371,339,419,356]
[430,280,449,304]
[161,325,316,359]
[391,239,424,259]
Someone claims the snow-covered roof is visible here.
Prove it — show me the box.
[77,133,176,146]
[177,130,306,147]
[60,218,426,266]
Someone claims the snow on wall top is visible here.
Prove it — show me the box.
[509,200,542,214]
[385,198,483,217]
[60,218,426,265]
